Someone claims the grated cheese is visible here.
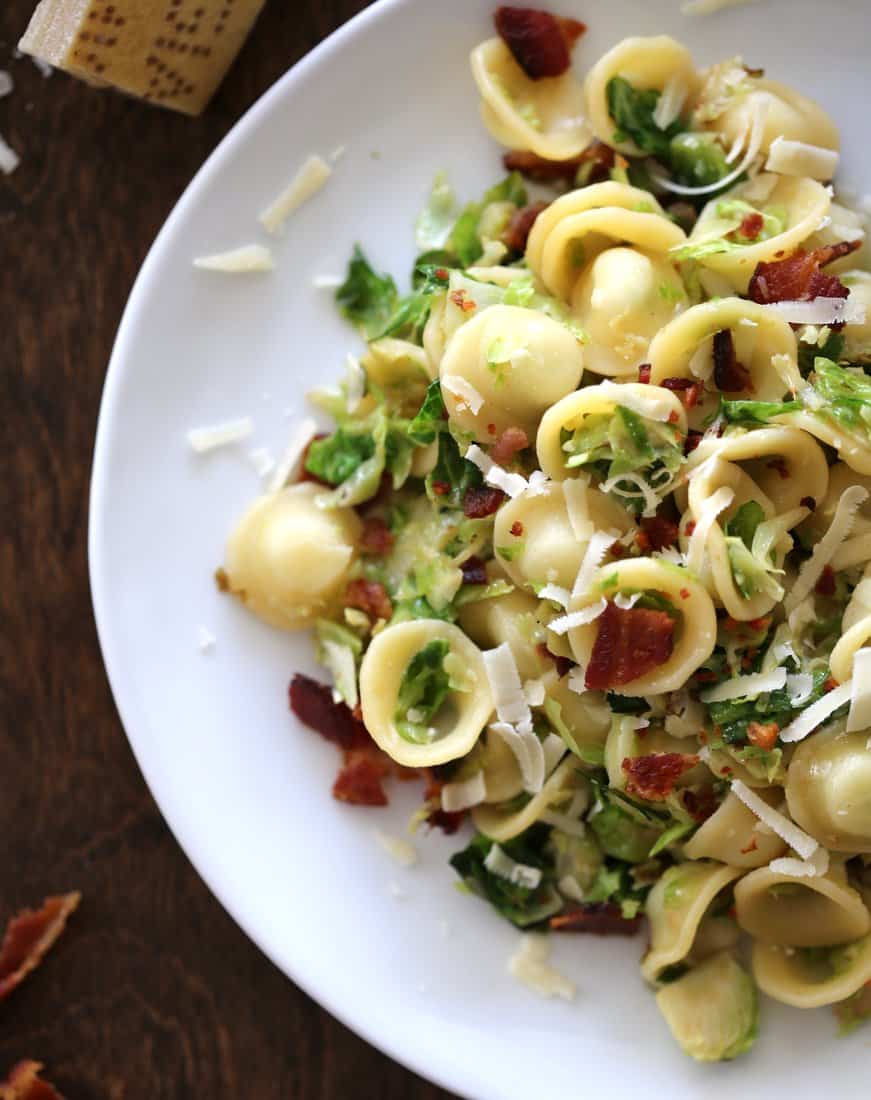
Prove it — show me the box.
[659,99,767,196]
[193,244,274,273]
[687,486,734,578]
[247,446,275,479]
[509,934,576,1001]
[769,848,830,879]
[548,598,608,636]
[700,667,787,704]
[778,682,852,743]
[490,720,545,794]
[523,678,547,707]
[572,530,617,597]
[538,584,571,608]
[598,380,673,422]
[785,486,869,614]
[441,770,487,812]
[187,417,253,453]
[442,373,484,415]
[375,830,418,867]
[731,780,819,859]
[525,470,550,497]
[312,273,343,288]
[766,298,866,327]
[653,74,689,131]
[267,417,318,493]
[847,648,871,732]
[765,136,839,181]
[485,844,542,889]
[567,666,586,695]
[483,643,530,726]
[0,133,21,175]
[465,444,528,498]
[785,672,814,708]
[197,625,216,653]
[259,154,332,235]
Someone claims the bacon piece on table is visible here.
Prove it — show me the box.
[585,602,675,690]
[0,893,80,1003]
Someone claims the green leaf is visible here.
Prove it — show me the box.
[483,172,528,207]
[425,431,483,508]
[606,76,683,159]
[648,820,696,857]
[304,429,375,485]
[408,380,448,444]
[335,245,399,339]
[395,639,451,743]
[415,170,457,251]
[722,399,800,425]
[808,357,871,435]
[450,202,485,267]
[671,237,744,262]
[725,500,765,549]
[798,330,844,374]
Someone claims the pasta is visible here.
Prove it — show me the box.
[221,12,871,1063]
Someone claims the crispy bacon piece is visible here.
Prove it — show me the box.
[739,212,764,240]
[747,721,779,752]
[358,516,394,557]
[460,555,488,586]
[503,201,549,253]
[536,642,572,679]
[684,430,703,455]
[463,485,506,518]
[491,426,529,465]
[494,6,586,79]
[333,750,388,806]
[748,241,862,307]
[0,894,80,1003]
[289,674,370,751]
[510,520,525,537]
[637,514,680,553]
[503,140,614,184]
[550,903,642,935]
[712,329,753,393]
[622,752,700,801]
[682,785,720,823]
[585,602,675,690]
[345,579,393,621]
[0,1062,64,1100]
[422,772,467,834]
[815,564,836,596]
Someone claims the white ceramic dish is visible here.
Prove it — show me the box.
[89,1,871,1096]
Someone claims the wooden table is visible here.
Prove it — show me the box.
[1,3,457,1095]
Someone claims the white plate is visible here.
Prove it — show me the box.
[90,2,871,1096]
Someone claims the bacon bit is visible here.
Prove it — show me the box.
[487,422,498,436]
[289,673,370,751]
[638,363,652,384]
[682,786,719,823]
[747,721,779,752]
[609,542,626,559]
[815,564,836,597]
[431,479,451,496]
[536,642,572,678]
[421,772,467,833]
[460,555,488,586]
[297,432,330,484]
[800,495,816,511]
[494,6,586,79]
[449,288,476,313]
[503,140,614,184]
[359,516,394,557]
[214,566,231,593]
[463,485,506,518]
[491,426,529,465]
[738,212,764,241]
[748,241,862,314]
[550,903,641,935]
[622,752,699,801]
[0,1062,64,1100]
[333,750,388,806]
[661,376,694,392]
[767,457,790,480]
[740,835,759,855]
[684,430,703,455]
[585,602,675,690]
[824,676,840,693]
[667,410,680,424]
[345,578,393,621]
[679,587,691,600]
[712,329,753,393]
[510,520,525,537]
[502,200,549,253]
[0,895,80,1004]
[639,514,679,552]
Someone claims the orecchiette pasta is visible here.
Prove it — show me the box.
[841,271,871,362]
[683,789,787,868]
[472,756,583,842]
[224,483,360,631]
[785,725,871,854]
[752,933,871,1009]
[470,38,591,161]
[458,587,549,682]
[359,620,493,768]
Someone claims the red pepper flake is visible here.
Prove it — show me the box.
[747,720,779,752]
[435,267,450,280]
[550,903,641,935]
[585,602,675,690]
[684,430,703,455]
[767,457,790,480]
[359,515,394,557]
[824,676,840,692]
[749,616,772,632]
[685,520,696,536]
[638,363,652,384]
[460,555,488,586]
[800,495,816,511]
[740,836,759,855]
[290,674,371,751]
[0,894,81,1003]
[738,211,764,240]
[487,422,498,436]
[333,750,389,806]
[622,752,700,801]
[431,479,451,496]
[667,410,680,424]
[679,587,691,600]
[491,426,529,465]
[502,200,549,253]
[510,520,525,537]
[693,668,718,683]
[712,329,753,393]
[504,140,614,183]
[449,288,476,313]
[748,240,862,316]
[815,564,836,597]
[0,1062,64,1100]
[494,6,586,79]
[463,485,506,518]
[345,578,393,621]
[639,514,679,551]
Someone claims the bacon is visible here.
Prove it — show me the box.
[815,564,836,597]
[502,201,549,253]
[358,516,394,557]
[682,785,720,823]
[536,642,572,679]
[510,520,525,537]
[503,140,614,183]
[0,1062,64,1100]
[332,750,388,806]
[748,241,862,308]
[460,555,488,586]
[289,673,370,751]
[712,329,753,393]
[550,903,641,935]
[661,377,703,409]
[0,894,80,1003]
[684,430,703,455]
[637,514,680,553]
[637,363,651,384]
[622,752,700,801]
[490,426,529,465]
[585,602,675,690]
[738,212,764,240]
[345,578,393,621]
[462,485,506,518]
[422,772,467,834]
[747,721,779,752]
[494,6,586,79]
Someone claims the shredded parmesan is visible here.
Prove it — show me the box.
[248,446,275,479]
[785,672,814,708]
[375,830,418,867]
[538,584,571,608]
[779,682,852,744]
[312,273,343,288]
[847,648,871,732]
[267,417,318,493]
[548,598,608,636]
[766,136,839,181]
[687,486,734,578]
[614,591,641,610]
[465,444,527,498]
[441,771,487,812]
[187,417,253,453]
[598,380,673,422]
[700,667,787,704]
[197,625,216,653]
[658,98,767,196]
[769,848,830,879]
[193,244,274,273]
[731,780,819,859]
[766,298,866,327]
[485,844,542,889]
[567,666,586,695]
[572,530,617,597]
[259,154,332,235]
[442,373,484,415]
[653,74,689,131]
[525,470,550,497]
[483,644,529,726]
[509,934,576,1001]
[523,678,547,707]
[0,133,20,175]
[490,721,545,794]
[785,486,869,613]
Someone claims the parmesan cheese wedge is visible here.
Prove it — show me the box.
[19,0,268,115]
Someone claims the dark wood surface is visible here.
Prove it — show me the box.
[0,3,458,1096]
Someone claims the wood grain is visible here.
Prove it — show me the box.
[0,3,458,1096]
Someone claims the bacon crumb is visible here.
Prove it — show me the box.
[503,201,549,253]
[550,903,641,935]
[460,555,488,586]
[667,410,680,424]
[712,329,753,393]
[487,422,498,436]
[638,514,679,552]
[815,564,836,597]
[494,6,586,79]
[0,1062,64,1100]
[503,140,614,184]
[289,673,370,751]
[345,579,393,621]
[682,786,719,822]
[463,485,506,518]
[638,363,652,384]
[510,520,525,537]
[491,426,529,465]
[747,721,779,752]
[333,751,388,806]
[585,602,675,690]
[738,212,764,240]
[0,894,81,1004]
[748,241,862,314]
[359,516,394,557]
[824,676,840,692]
[679,588,690,600]
[622,752,699,801]
[684,430,703,455]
